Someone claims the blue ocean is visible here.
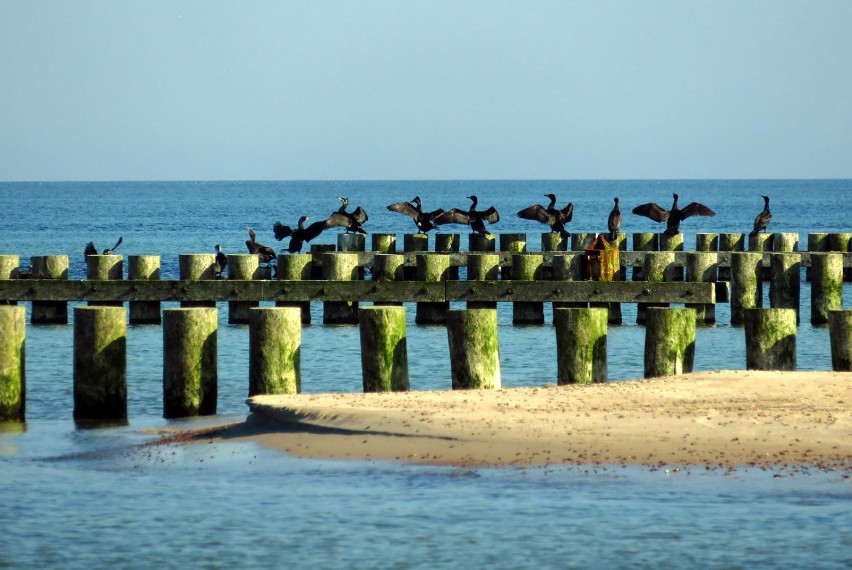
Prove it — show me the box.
[1,180,850,569]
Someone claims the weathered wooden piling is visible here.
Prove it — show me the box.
[128,255,161,324]
[773,232,799,253]
[469,233,496,253]
[499,233,527,279]
[309,244,336,279]
[686,252,718,324]
[415,254,451,324]
[322,252,361,324]
[511,253,545,325]
[163,307,218,418]
[695,233,719,253]
[551,253,587,310]
[744,308,796,370]
[592,233,626,325]
[435,233,460,279]
[227,254,261,324]
[643,307,696,378]
[829,233,852,282]
[768,253,801,323]
[828,310,852,371]
[730,252,763,326]
[248,307,301,396]
[631,232,658,281]
[466,253,500,310]
[30,255,69,323]
[73,306,127,421]
[806,233,828,281]
[277,253,313,323]
[571,232,597,252]
[810,253,843,325]
[749,232,773,279]
[659,233,685,281]
[403,233,429,279]
[446,309,501,389]
[0,256,19,305]
[179,253,216,308]
[359,306,409,392]
[541,232,567,252]
[637,252,676,325]
[554,307,607,384]
[718,233,744,281]
[0,306,26,421]
[371,253,405,307]
[86,254,124,306]
[371,233,397,253]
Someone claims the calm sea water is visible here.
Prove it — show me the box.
[1,180,851,569]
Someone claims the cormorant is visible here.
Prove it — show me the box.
[749,195,772,238]
[326,196,368,234]
[272,215,328,253]
[607,197,621,241]
[214,244,228,278]
[84,236,123,257]
[433,195,500,235]
[516,194,573,237]
[245,227,276,263]
[631,193,715,236]
[386,196,445,233]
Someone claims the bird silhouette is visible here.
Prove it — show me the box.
[387,196,445,233]
[325,196,368,234]
[245,227,276,263]
[749,195,772,238]
[434,195,500,234]
[631,193,715,236]
[273,215,329,253]
[84,236,123,257]
[214,244,228,278]
[516,193,573,237]
[607,197,622,241]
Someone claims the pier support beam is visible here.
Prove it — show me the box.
[828,310,852,371]
[73,306,127,422]
[447,309,501,390]
[466,253,499,310]
[249,307,301,396]
[277,253,313,324]
[371,233,397,253]
[511,253,545,325]
[637,252,675,325]
[810,253,843,325]
[768,253,801,324]
[0,306,26,421]
[179,254,216,308]
[643,307,696,378]
[322,252,360,324]
[128,255,161,324]
[372,254,405,307]
[227,254,261,324]
[359,306,410,392]
[744,308,796,371]
[415,254,450,324]
[0,256,19,306]
[730,252,763,326]
[163,307,218,418]
[30,255,69,323]
[686,252,718,325]
[718,233,744,282]
[554,307,607,384]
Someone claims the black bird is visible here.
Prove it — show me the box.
[326,196,368,234]
[84,236,123,257]
[272,215,328,253]
[607,197,621,241]
[631,193,715,236]
[516,193,573,237]
[214,244,228,278]
[749,195,772,238]
[245,227,276,263]
[434,195,500,234]
[387,196,445,233]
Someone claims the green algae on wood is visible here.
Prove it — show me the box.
[554,307,607,384]
[0,306,25,421]
[359,306,409,392]
[163,307,218,418]
[73,306,127,421]
[643,307,696,378]
[446,309,501,390]
[743,308,797,371]
[249,307,301,396]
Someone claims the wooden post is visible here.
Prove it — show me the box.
[552,253,587,310]
[749,232,773,280]
[828,233,852,282]
[73,306,127,422]
[179,254,216,308]
[322,252,360,324]
[695,233,719,253]
[773,232,799,253]
[592,233,626,325]
[806,233,828,282]
[86,254,124,306]
[571,232,597,252]
[0,306,25,421]
[730,252,763,326]
[768,253,801,324]
[446,309,501,389]
[744,308,796,370]
[403,233,429,279]
[499,233,527,279]
[0,255,19,306]
[631,232,658,281]
[686,252,718,324]
[372,233,397,253]
[541,232,567,253]
[554,307,607,384]
[637,252,676,325]
[128,255,161,324]
[359,306,409,392]
[810,253,843,325]
[659,233,685,281]
[249,307,301,396]
[227,254,261,324]
[435,233,460,280]
[30,255,69,324]
[828,310,852,371]
[415,254,450,324]
[372,254,405,307]
[466,253,500,310]
[718,233,744,282]
[277,253,312,324]
[511,253,545,325]
[643,307,696,378]
[309,244,335,279]
[163,307,218,418]
[469,233,496,253]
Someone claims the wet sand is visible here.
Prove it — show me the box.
[173,370,851,472]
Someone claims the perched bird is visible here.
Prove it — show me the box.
[607,197,622,241]
[214,244,228,278]
[434,195,500,234]
[749,195,772,238]
[631,193,715,236]
[326,196,368,234]
[516,193,573,237]
[272,215,328,253]
[386,196,445,233]
[84,236,123,257]
[245,227,276,263]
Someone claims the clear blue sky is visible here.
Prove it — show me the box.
[1,0,850,181]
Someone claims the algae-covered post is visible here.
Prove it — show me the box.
[554,307,607,384]
[466,253,500,310]
[695,233,719,253]
[403,233,429,280]
[499,233,527,280]
[128,255,161,324]
[631,232,658,281]
[541,231,567,253]
[768,253,801,324]
[163,307,218,418]
[828,310,852,371]
[359,306,409,392]
[551,253,587,311]
[415,253,451,325]
[179,253,216,308]
[31,255,69,323]
[435,233,461,280]
[277,253,312,324]
[249,307,301,396]
[806,233,829,282]
[643,307,696,378]
[810,253,843,325]
[446,309,501,390]
[743,308,796,371]
[511,253,545,325]
[371,233,397,254]
[227,254,261,324]
[829,233,852,282]
[73,306,127,422]
[659,232,685,281]
[0,255,19,306]
[730,252,763,326]
[686,252,718,325]
[637,251,676,325]
[718,233,744,282]
[322,252,361,324]
[0,305,25,421]
[86,254,124,307]
[468,233,496,253]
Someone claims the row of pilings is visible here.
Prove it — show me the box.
[2,304,852,422]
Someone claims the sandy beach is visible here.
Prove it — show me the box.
[175,370,851,472]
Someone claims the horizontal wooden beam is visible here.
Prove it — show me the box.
[0,279,717,304]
